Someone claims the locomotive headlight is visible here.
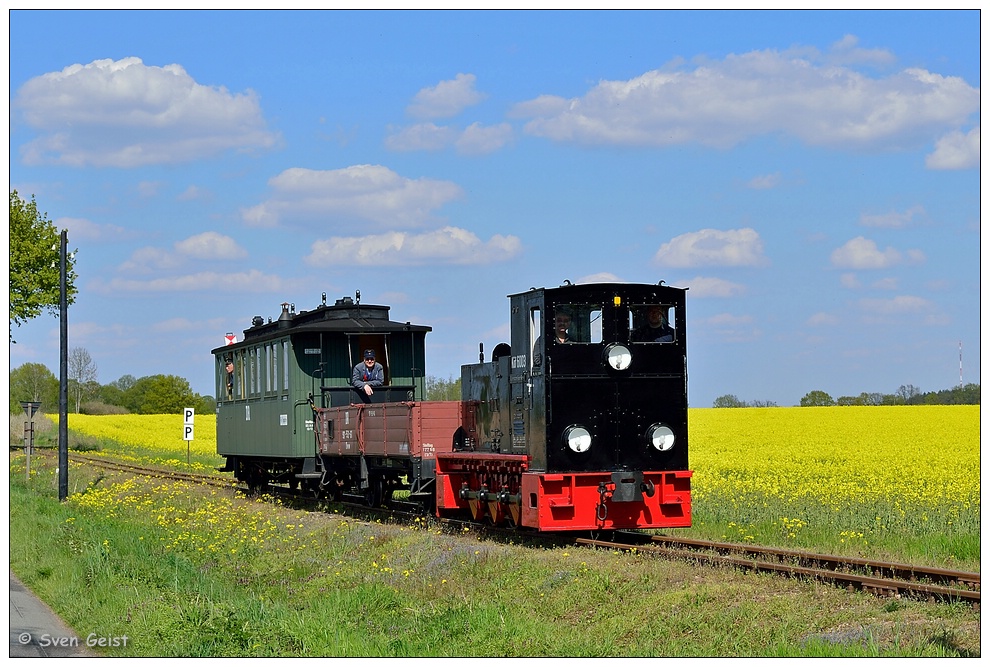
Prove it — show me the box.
[604,343,632,371]
[563,425,592,453]
[647,423,676,451]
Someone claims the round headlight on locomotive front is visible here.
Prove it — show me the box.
[604,343,632,371]
[647,423,676,451]
[563,425,593,453]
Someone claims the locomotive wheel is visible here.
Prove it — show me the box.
[364,478,383,508]
[243,466,267,495]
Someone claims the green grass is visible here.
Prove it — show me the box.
[8,452,981,658]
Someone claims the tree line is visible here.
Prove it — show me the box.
[9,356,215,416]
[714,383,980,408]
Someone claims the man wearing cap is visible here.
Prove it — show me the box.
[351,349,384,396]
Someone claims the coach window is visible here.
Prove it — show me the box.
[282,340,290,391]
[219,357,232,401]
[267,342,278,395]
[233,350,247,399]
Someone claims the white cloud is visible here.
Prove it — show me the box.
[807,312,840,326]
[241,165,464,229]
[120,246,183,274]
[575,272,622,284]
[859,205,925,228]
[96,269,300,293]
[857,294,949,326]
[511,45,978,151]
[839,273,860,289]
[407,73,485,119]
[177,185,212,202]
[384,123,457,151]
[120,232,247,273]
[857,295,934,316]
[304,226,522,266]
[15,57,279,167]
[746,172,781,190]
[54,216,131,241]
[825,34,896,67]
[137,181,163,198]
[151,317,198,333]
[385,121,513,155]
[680,276,747,298]
[654,228,767,268]
[871,277,899,290]
[830,236,924,269]
[455,122,514,155]
[174,232,248,260]
[926,126,980,169]
[702,312,761,342]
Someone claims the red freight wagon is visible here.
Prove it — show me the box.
[312,400,470,507]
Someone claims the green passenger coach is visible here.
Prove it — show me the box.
[211,293,432,491]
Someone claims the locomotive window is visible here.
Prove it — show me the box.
[530,307,542,368]
[629,304,676,343]
[555,304,603,344]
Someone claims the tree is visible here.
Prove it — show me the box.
[800,390,835,407]
[713,394,746,408]
[426,375,461,401]
[896,384,921,405]
[9,363,59,413]
[109,374,137,392]
[124,375,198,414]
[68,347,99,413]
[9,191,77,340]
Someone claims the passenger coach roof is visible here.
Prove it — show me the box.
[210,296,431,354]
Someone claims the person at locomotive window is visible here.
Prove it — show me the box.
[632,305,674,343]
[553,311,574,343]
[351,349,384,396]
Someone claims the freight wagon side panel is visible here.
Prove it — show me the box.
[315,401,464,459]
[411,401,462,459]
[362,405,410,457]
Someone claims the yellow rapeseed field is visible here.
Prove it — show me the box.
[61,413,219,472]
[690,405,980,540]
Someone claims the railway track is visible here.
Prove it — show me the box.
[577,533,981,606]
[55,452,980,605]
[55,451,239,490]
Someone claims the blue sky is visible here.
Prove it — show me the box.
[7,9,982,407]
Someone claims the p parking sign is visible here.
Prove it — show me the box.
[183,408,194,441]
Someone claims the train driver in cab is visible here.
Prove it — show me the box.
[352,349,385,396]
[552,309,574,343]
[632,305,674,343]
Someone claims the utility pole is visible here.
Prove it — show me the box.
[58,230,68,501]
[959,340,963,388]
